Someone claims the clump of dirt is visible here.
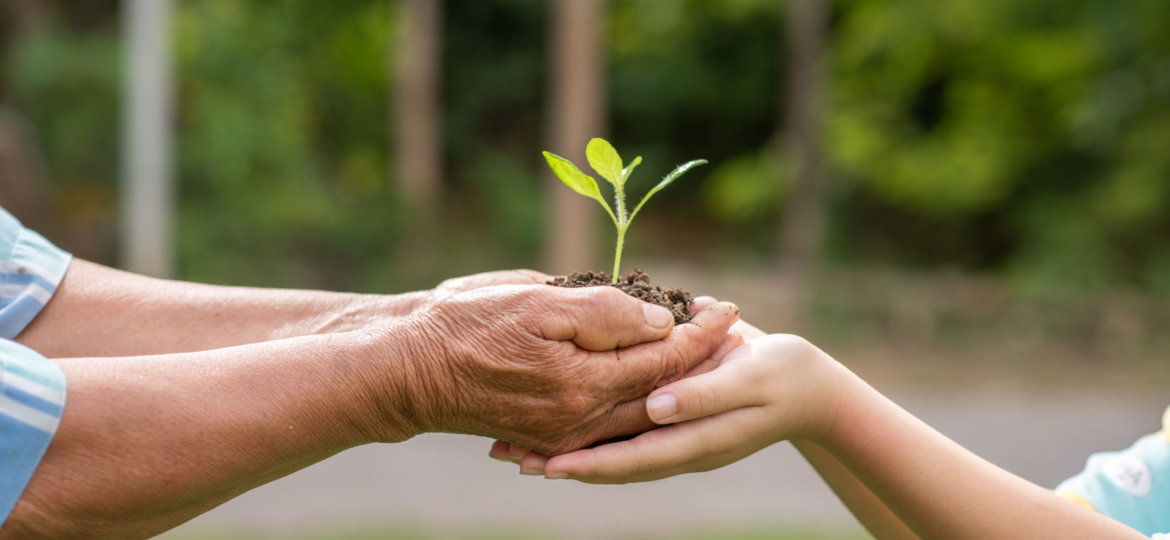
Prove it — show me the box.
[546,268,694,324]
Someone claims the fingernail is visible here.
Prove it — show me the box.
[546,472,570,480]
[520,466,544,476]
[643,304,673,329]
[647,393,677,422]
[489,452,510,462]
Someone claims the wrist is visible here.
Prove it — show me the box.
[782,339,868,446]
[347,316,452,443]
[807,360,886,453]
[388,290,436,317]
[331,291,434,331]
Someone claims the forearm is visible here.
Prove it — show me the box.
[17,259,431,357]
[1,329,419,539]
[816,375,1145,539]
[794,440,918,540]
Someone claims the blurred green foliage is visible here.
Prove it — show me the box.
[3,16,120,256]
[827,0,1170,297]
[173,0,406,290]
[2,0,1169,296]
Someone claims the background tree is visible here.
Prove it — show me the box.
[777,0,829,329]
[544,0,605,274]
[394,0,442,275]
[121,0,174,278]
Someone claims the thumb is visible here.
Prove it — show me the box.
[645,342,756,424]
[540,285,675,351]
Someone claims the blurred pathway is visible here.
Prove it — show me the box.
[160,387,1166,539]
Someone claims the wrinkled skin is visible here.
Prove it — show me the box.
[377,284,740,455]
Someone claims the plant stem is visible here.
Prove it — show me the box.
[612,180,628,284]
[612,227,626,284]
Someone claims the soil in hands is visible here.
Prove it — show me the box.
[547,268,695,324]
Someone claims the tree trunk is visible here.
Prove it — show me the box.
[121,0,175,278]
[394,1,442,229]
[544,0,605,275]
[777,0,829,330]
[392,0,442,278]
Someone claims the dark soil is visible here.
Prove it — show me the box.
[546,268,695,324]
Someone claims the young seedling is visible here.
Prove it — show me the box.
[543,138,707,284]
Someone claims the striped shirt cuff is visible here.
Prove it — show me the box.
[0,339,66,524]
[0,208,72,339]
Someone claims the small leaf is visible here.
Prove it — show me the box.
[542,151,618,226]
[543,151,600,198]
[628,159,708,224]
[586,138,624,189]
[621,155,642,182]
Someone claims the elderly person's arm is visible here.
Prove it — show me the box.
[16,258,548,358]
[1,285,740,539]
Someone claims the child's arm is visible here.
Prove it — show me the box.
[533,334,1145,539]
[793,440,918,540]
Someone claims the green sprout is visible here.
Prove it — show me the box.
[543,137,707,284]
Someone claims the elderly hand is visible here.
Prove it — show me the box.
[429,269,552,303]
[365,284,739,455]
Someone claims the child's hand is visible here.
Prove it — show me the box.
[523,333,853,483]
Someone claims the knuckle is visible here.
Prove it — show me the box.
[629,453,659,481]
[651,345,690,384]
[561,393,594,419]
[695,384,719,416]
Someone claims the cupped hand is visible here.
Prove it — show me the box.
[485,295,759,472]
[392,284,740,455]
[524,333,851,483]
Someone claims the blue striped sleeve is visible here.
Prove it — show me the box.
[0,208,71,339]
[0,207,70,525]
[0,339,66,524]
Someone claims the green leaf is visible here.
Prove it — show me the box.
[628,159,708,224]
[542,151,618,226]
[586,137,624,188]
[621,155,642,182]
